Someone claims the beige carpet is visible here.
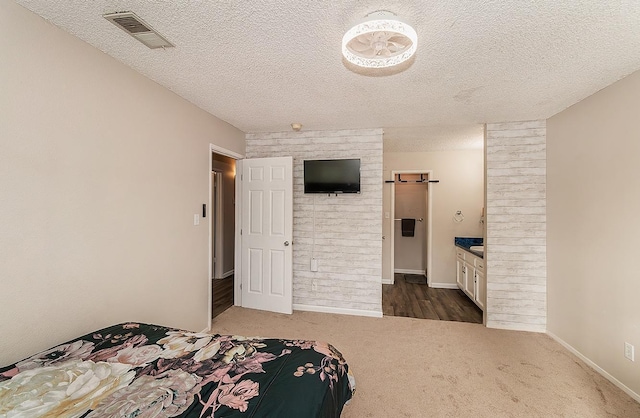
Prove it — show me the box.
[212,306,640,417]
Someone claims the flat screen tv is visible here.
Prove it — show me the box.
[304,158,361,194]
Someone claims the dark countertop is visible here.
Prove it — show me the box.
[454,237,484,259]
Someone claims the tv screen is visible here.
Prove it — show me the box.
[304,159,361,194]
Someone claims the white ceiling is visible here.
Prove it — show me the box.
[14,1,640,151]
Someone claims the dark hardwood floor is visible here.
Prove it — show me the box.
[212,277,234,318]
[214,273,481,324]
[383,273,483,324]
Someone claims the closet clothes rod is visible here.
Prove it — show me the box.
[384,180,440,183]
[385,173,440,184]
[394,218,424,222]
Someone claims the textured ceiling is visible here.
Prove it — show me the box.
[14,0,640,151]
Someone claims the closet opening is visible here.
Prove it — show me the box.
[383,170,482,323]
[389,171,432,286]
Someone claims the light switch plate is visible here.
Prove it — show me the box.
[625,342,635,361]
[194,214,200,226]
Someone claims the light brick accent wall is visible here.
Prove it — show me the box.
[245,129,383,316]
[485,121,547,332]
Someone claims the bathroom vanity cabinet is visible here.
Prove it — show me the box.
[455,247,485,310]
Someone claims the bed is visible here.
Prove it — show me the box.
[0,322,355,417]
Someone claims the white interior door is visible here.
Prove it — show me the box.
[239,156,293,314]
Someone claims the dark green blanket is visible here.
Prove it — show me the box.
[0,322,354,417]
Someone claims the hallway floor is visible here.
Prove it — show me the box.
[212,276,233,319]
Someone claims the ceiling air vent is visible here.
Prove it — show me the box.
[103,11,174,49]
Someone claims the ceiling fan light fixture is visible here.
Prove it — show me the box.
[342,11,417,69]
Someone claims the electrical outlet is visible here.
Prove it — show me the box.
[310,258,318,272]
[625,342,635,361]
[311,280,318,291]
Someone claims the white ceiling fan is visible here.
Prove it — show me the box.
[342,11,418,68]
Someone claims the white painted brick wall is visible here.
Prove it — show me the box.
[485,120,547,332]
[246,129,383,315]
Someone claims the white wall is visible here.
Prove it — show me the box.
[246,129,383,316]
[0,2,245,365]
[485,121,547,332]
[547,70,640,399]
[383,151,484,286]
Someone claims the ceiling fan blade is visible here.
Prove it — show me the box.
[369,31,390,43]
[379,31,394,41]
[387,34,408,42]
[387,40,407,48]
[355,33,372,44]
[386,41,408,53]
[350,37,373,53]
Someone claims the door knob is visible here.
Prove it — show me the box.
[284,241,290,246]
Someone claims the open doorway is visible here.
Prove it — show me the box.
[211,152,236,318]
[207,144,243,328]
[383,170,482,323]
[389,171,432,285]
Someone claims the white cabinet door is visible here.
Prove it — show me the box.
[474,258,485,310]
[454,246,485,311]
[464,261,475,298]
[474,270,486,310]
[456,253,465,289]
[239,157,293,314]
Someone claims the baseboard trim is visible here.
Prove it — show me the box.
[382,278,393,285]
[430,282,458,289]
[487,321,545,333]
[212,270,234,280]
[394,269,424,275]
[546,331,640,403]
[293,303,383,318]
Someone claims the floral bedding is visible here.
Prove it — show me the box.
[0,322,354,417]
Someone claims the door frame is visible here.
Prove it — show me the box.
[233,160,243,308]
[389,170,433,286]
[208,144,244,331]
[211,170,222,279]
